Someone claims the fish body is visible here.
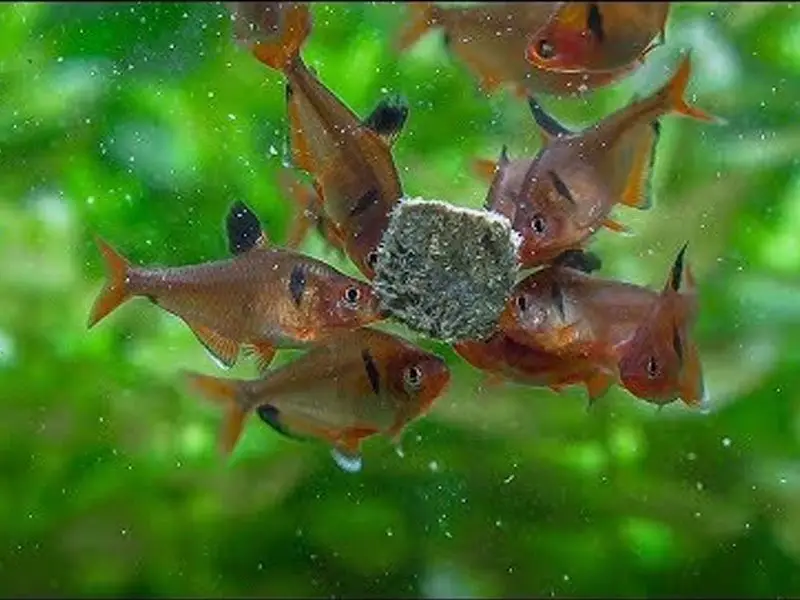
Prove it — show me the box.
[617,245,705,407]
[455,331,615,403]
[481,54,716,268]
[184,327,451,469]
[499,263,658,361]
[88,203,384,371]
[242,4,408,279]
[396,2,642,97]
[526,2,670,74]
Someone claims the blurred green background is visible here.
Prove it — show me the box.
[1,1,799,596]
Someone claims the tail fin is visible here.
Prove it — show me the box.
[88,236,133,329]
[251,4,312,72]
[658,53,720,123]
[183,370,249,457]
[396,3,440,52]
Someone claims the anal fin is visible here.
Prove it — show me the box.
[187,322,240,369]
[602,218,634,235]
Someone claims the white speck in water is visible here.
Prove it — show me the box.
[121,528,128,536]
[745,522,751,530]
[694,512,702,518]
[269,145,279,156]
[495,519,502,528]
[386,528,393,537]
[563,574,570,582]
[257,563,264,571]
[696,481,704,491]
[504,474,515,484]
[87,196,95,205]
[208,91,215,98]
[687,452,697,461]
[444,530,453,539]
[429,460,439,472]
[779,477,787,485]
[228,113,237,121]
[722,437,731,447]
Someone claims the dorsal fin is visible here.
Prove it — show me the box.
[552,249,602,274]
[226,200,267,255]
[666,243,688,293]
[363,93,410,147]
[527,96,573,142]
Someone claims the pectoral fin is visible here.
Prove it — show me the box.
[244,341,277,375]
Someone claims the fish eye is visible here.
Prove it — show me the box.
[515,294,528,313]
[646,356,659,379]
[344,286,361,305]
[536,39,555,60]
[404,365,423,390]
[531,214,547,235]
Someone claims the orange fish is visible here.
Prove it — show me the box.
[499,255,658,362]
[183,327,451,471]
[396,2,644,97]
[454,330,615,404]
[238,4,409,279]
[476,53,717,269]
[526,2,670,74]
[617,244,705,408]
[88,201,384,372]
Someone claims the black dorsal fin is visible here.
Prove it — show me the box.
[226,200,266,255]
[363,93,410,147]
[527,96,573,140]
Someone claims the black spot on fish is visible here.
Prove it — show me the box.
[587,2,605,43]
[672,326,684,363]
[670,243,688,292]
[226,201,264,255]
[289,264,307,307]
[285,81,293,100]
[349,188,379,218]
[361,349,381,395]
[551,279,566,319]
[548,171,576,206]
[552,249,602,274]
[527,96,572,138]
[364,94,410,144]
[256,405,304,441]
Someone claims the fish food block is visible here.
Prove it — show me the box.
[373,198,522,343]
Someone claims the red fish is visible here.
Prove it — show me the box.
[236,4,409,279]
[617,244,705,407]
[454,330,616,404]
[88,201,384,372]
[526,2,670,74]
[476,53,718,269]
[396,2,644,97]
[498,258,658,362]
[183,327,451,471]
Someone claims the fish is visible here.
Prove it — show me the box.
[498,257,659,364]
[87,200,385,372]
[454,330,616,405]
[183,327,451,471]
[395,2,644,97]
[477,53,718,269]
[238,3,409,279]
[617,244,705,407]
[277,167,347,256]
[525,2,670,74]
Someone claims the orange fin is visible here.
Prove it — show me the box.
[585,371,613,404]
[473,158,498,183]
[481,373,506,389]
[251,4,311,72]
[679,340,705,407]
[620,121,659,210]
[331,429,374,474]
[549,383,567,394]
[88,236,133,328]
[286,84,318,174]
[396,2,440,52]
[660,52,722,124]
[602,218,633,235]
[252,342,277,375]
[186,322,240,370]
[183,370,247,457]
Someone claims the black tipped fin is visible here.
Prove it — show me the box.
[668,243,688,292]
[256,405,307,441]
[226,201,267,255]
[527,96,573,140]
[364,94,410,147]
[552,250,603,274]
[361,349,381,395]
